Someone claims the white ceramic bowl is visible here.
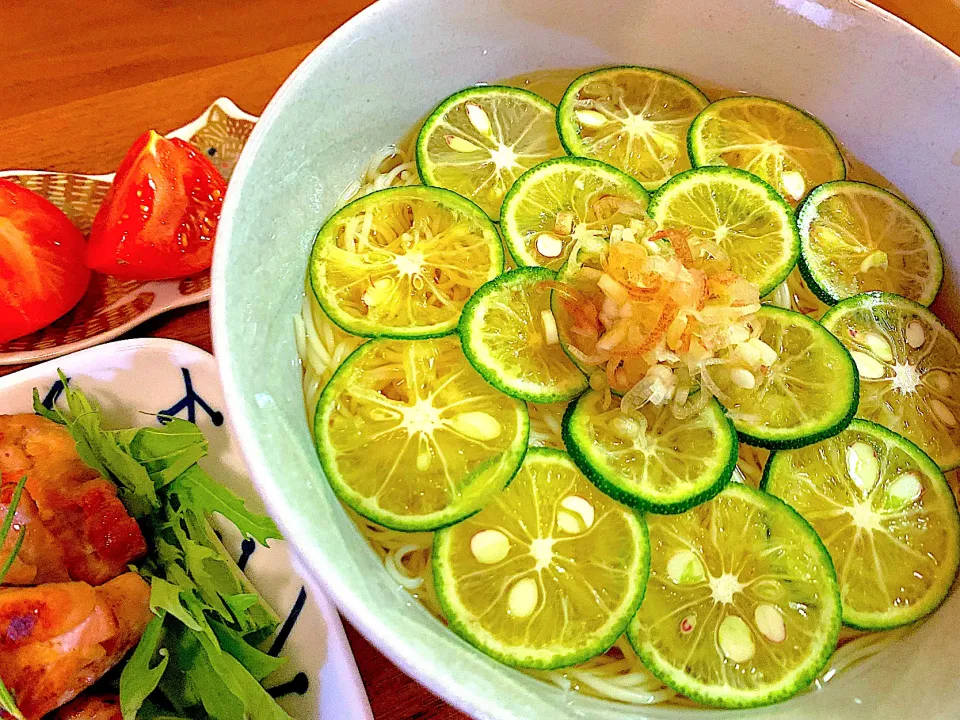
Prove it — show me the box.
[212,1,960,717]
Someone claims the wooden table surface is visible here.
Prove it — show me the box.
[1,1,957,718]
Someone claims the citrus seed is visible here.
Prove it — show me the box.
[846,441,880,493]
[718,615,755,663]
[883,472,923,511]
[864,332,894,362]
[445,135,481,153]
[666,550,706,585]
[508,577,539,618]
[560,495,596,530]
[754,603,786,643]
[470,529,511,564]
[906,321,926,349]
[449,411,503,441]
[850,351,885,379]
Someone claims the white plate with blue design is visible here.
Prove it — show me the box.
[0,337,372,720]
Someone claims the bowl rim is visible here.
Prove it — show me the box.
[212,0,960,717]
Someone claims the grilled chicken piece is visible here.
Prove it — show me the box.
[0,414,147,585]
[52,694,122,720]
[0,573,152,720]
[0,483,70,585]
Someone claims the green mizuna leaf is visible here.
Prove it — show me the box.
[210,619,288,682]
[0,680,25,720]
[120,616,170,720]
[32,387,63,424]
[149,578,214,643]
[170,465,281,545]
[194,632,294,720]
[30,374,291,719]
[129,419,209,488]
[42,372,159,515]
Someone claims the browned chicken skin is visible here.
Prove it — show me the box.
[0,574,152,720]
[0,414,147,585]
[52,694,121,720]
[0,415,154,719]
[0,484,70,585]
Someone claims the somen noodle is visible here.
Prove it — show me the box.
[291,142,927,707]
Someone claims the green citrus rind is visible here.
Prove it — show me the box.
[459,267,589,403]
[557,65,709,190]
[797,180,943,306]
[433,448,649,669]
[648,166,800,296]
[309,185,503,339]
[562,391,737,514]
[762,418,960,630]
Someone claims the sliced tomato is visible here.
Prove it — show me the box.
[0,179,91,343]
[86,130,226,281]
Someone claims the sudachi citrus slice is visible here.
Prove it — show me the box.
[459,267,589,403]
[798,181,943,306]
[562,390,737,514]
[557,66,709,190]
[433,448,649,668]
[314,335,529,530]
[688,95,845,206]
[821,291,960,470]
[309,185,502,338]
[706,306,858,449]
[763,419,960,629]
[627,483,841,708]
[417,85,564,220]
[648,167,799,296]
[500,157,649,271]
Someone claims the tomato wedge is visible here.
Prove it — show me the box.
[0,179,91,343]
[86,130,226,281]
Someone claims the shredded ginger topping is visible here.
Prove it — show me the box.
[551,219,776,417]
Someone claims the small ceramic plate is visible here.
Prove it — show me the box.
[0,338,372,720]
[0,98,258,367]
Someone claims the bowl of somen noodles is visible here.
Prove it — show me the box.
[211,0,960,716]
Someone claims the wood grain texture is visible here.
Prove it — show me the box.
[0,0,956,717]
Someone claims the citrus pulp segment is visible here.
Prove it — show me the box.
[499,157,650,271]
[309,186,503,338]
[562,391,737,514]
[416,85,564,220]
[557,66,709,190]
[821,291,960,470]
[627,483,841,708]
[648,167,799,296]
[433,448,649,669]
[458,267,589,403]
[706,306,858,448]
[798,181,943,306]
[313,336,529,531]
[687,95,845,206]
[763,419,960,629]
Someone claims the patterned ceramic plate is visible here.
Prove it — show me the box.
[0,338,373,719]
[0,99,257,367]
